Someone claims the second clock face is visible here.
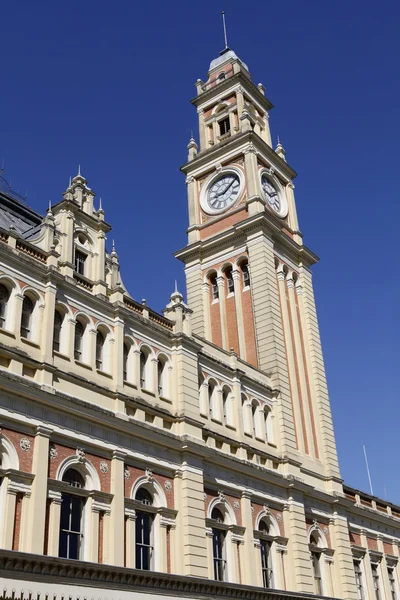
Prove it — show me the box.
[261,174,281,213]
[207,173,241,211]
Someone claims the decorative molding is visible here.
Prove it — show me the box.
[124,466,130,480]
[19,438,31,452]
[49,444,57,459]
[99,461,108,474]
[164,480,172,492]
[76,447,86,461]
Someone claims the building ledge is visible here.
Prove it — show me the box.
[0,549,338,600]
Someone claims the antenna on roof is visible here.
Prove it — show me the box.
[363,445,374,496]
[221,11,228,49]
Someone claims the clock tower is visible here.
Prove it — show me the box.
[176,47,341,483]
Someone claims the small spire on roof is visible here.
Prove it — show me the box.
[48,200,52,213]
[99,197,103,211]
[175,279,178,293]
[78,164,81,176]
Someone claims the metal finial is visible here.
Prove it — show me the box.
[277,134,281,145]
[190,130,194,140]
[69,176,72,187]
[48,200,52,212]
[175,279,178,292]
[222,11,228,49]
[78,164,81,176]
[112,239,115,251]
[99,196,103,210]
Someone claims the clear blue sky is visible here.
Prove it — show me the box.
[1,1,399,501]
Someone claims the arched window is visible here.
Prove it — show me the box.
[96,330,105,370]
[222,388,228,425]
[211,507,226,581]
[135,487,154,570]
[0,283,10,329]
[264,407,273,443]
[20,295,34,339]
[241,262,250,288]
[140,348,151,390]
[251,400,258,437]
[310,532,323,595]
[208,380,217,420]
[209,275,219,300]
[53,310,63,352]
[74,320,85,361]
[225,267,234,295]
[259,519,274,588]
[123,343,129,381]
[59,468,85,560]
[157,355,168,397]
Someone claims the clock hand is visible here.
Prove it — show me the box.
[217,179,235,197]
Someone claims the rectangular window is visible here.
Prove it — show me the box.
[260,539,274,588]
[75,250,87,276]
[219,117,230,136]
[312,552,323,595]
[59,493,83,560]
[354,560,364,600]
[135,511,153,570]
[371,564,381,600]
[388,567,397,600]
[212,528,226,581]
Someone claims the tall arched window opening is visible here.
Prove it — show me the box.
[210,275,219,301]
[208,380,217,420]
[74,320,85,361]
[53,310,63,352]
[0,284,10,329]
[241,262,250,288]
[225,268,234,295]
[259,519,274,588]
[123,343,129,381]
[211,507,226,581]
[135,488,154,570]
[157,356,167,396]
[96,330,105,370]
[140,348,150,389]
[59,468,85,560]
[310,532,323,595]
[251,400,258,437]
[20,296,34,339]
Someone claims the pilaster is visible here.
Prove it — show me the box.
[108,450,126,566]
[26,426,51,553]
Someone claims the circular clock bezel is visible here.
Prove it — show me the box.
[200,167,244,215]
[259,168,288,219]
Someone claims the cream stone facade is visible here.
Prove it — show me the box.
[0,47,397,600]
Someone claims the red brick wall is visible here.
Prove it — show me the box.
[200,207,247,239]
[225,285,239,354]
[48,443,110,493]
[367,536,378,551]
[2,428,34,472]
[98,511,104,563]
[210,298,222,348]
[384,541,394,554]
[124,465,174,508]
[240,279,258,367]
[349,531,362,546]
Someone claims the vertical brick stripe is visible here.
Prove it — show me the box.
[12,493,23,551]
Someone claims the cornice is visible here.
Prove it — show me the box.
[0,549,337,600]
[190,72,274,112]
[181,131,296,181]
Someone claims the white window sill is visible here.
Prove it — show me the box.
[21,337,40,349]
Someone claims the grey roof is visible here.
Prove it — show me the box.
[0,175,43,238]
[209,48,248,72]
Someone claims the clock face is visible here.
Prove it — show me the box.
[261,175,281,213]
[207,173,241,211]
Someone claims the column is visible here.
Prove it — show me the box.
[13,293,24,341]
[108,450,126,566]
[276,263,304,454]
[240,492,257,585]
[243,145,259,202]
[1,479,17,549]
[87,497,100,562]
[46,491,62,556]
[246,233,297,457]
[217,276,228,350]
[41,283,57,364]
[198,109,205,150]
[232,269,246,360]
[125,508,136,567]
[203,282,211,340]
[26,426,51,553]
[88,328,97,368]
[330,511,358,600]
[378,535,392,600]
[158,514,169,572]
[113,317,124,394]
[174,458,208,577]
[150,357,158,394]
[199,381,209,417]
[284,491,314,594]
